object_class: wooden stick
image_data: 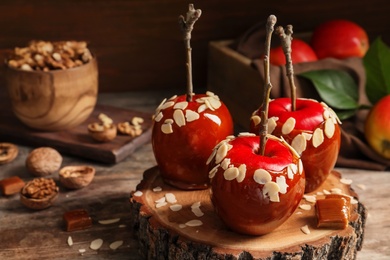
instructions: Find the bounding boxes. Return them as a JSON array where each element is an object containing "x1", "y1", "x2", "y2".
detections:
[
  {"x1": 259, "y1": 15, "x2": 277, "y2": 155},
  {"x1": 178, "y1": 4, "x2": 202, "y2": 102}
]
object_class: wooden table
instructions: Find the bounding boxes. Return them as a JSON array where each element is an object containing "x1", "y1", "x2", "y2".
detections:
[{"x1": 0, "y1": 91, "x2": 389, "y2": 259}]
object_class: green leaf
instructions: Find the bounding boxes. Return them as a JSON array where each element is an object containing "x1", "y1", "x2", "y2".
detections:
[
  {"x1": 335, "y1": 109, "x2": 358, "y2": 121},
  {"x1": 363, "y1": 37, "x2": 390, "y2": 104},
  {"x1": 298, "y1": 69, "x2": 359, "y2": 110}
]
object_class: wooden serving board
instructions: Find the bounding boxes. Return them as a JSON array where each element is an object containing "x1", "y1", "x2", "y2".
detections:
[
  {"x1": 130, "y1": 167, "x2": 367, "y2": 259},
  {"x1": 0, "y1": 103, "x2": 152, "y2": 164}
]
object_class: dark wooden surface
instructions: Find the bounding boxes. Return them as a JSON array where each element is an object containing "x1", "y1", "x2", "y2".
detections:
[
  {"x1": 0, "y1": 91, "x2": 389, "y2": 259},
  {"x1": 0, "y1": 0, "x2": 388, "y2": 93}
]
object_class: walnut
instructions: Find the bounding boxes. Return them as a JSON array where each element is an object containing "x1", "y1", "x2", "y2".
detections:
[
  {"x1": 20, "y1": 178, "x2": 59, "y2": 210},
  {"x1": 88, "y1": 113, "x2": 117, "y2": 142},
  {"x1": 59, "y1": 165, "x2": 96, "y2": 189},
  {"x1": 26, "y1": 147, "x2": 63, "y2": 176},
  {"x1": 117, "y1": 116, "x2": 144, "y2": 137},
  {"x1": 0, "y1": 143, "x2": 18, "y2": 164}
]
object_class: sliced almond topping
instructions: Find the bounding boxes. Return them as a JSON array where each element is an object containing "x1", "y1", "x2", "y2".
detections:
[
  {"x1": 98, "y1": 218, "x2": 120, "y2": 225},
  {"x1": 236, "y1": 164, "x2": 247, "y2": 183},
  {"x1": 324, "y1": 118, "x2": 335, "y2": 138},
  {"x1": 185, "y1": 219, "x2": 203, "y2": 227},
  {"x1": 251, "y1": 115, "x2": 261, "y2": 126},
  {"x1": 155, "y1": 197, "x2": 166, "y2": 204},
  {"x1": 209, "y1": 98, "x2": 222, "y2": 109},
  {"x1": 312, "y1": 128, "x2": 324, "y2": 148},
  {"x1": 204, "y1": 113, "x2": 221, "y2": 125},
  {"x1": 253, "y1": 169, "x2": 272, "y2": 184},
  {"x1": 198, "y1": 104, "x2": 207, "y2": 113},
  {"x1": 238, "y1": 132, "x2": 256, "y2": 137},
  {"x1": 90, "y1": 238, "x2": 104, "y2": 250},
  {"x1": 282, "y1": 117, "x2": 296, "y2": 135},
  {"x1": 160, "y1": 101, "x2": 175, "y2": 110},
  {"x1": 79, "y1": 249, "x2": 86, "y2": 253},
  {"x1": 299, "y1": 204, "x2": 312, "y2": 211},
  {"x1": 268, "y1": 116, "x2": 278, "y2": 134},
  {"x1": 323, "y1": 108, "x2": 330, "y2": 119},
  {"x1": 185, "y1": 110, "x2": 200, "y2": 122},
  {"x1": 155, "y1": 201, "x2": 167, "y2": 208},
  {"x1": 191, "y1": 201, "x2": 201, "y2": 209},
  {"x1": 206, "y1": 148, "x2": 217, "y2": 165},
  {"x1": 206, "y1": 91, "x2": 215, "y2": 96},
  {"x1": 208, "y1": 164, "x2": 219, "y2": 179},
  {"x1": 303, "y1": 194, "x2": 317, "y2": 203},
  {"x1": 165, "y1": 193, "x2": 177, "y2": 204},
  {"x1": 153, "y1": 186, "x2": 162, "y2": 192},
  {"x1": 291, "y1": 134, "x2": 307, "y2": 155},
  {"x1": 302, "y1": 132, "x2": 313, "y2": 141},
  {"x1": 340, "y1": 178, "x2": 353, "y2": 185},
  {"x1": 173, "y1": 109, "x2": 186, "y2": 127},
  {"x1": 204, "y1": 99, "x2": 215, "y2": 111},
  {"x1": 215, "y1": 143, "x2": 229, "y2": 164},
  {"x1": 168, "y1": 95, "x2": 178, "y2": 100},
  {"x1": 109, "y1": 240, "x2": 124, "y2": 250},
  {"x1": 331, "y1": 188, "x2": 342, "y2": 194},
  {"x1": 67, "y1": 236, "x2": 73, "y2": 246},
  {"x1": 154, "y1": 111, "x2": 163, "y2": 122},
  {"x1": 224, "y1": 167, "x2": 239, "y2": 181},
  {"x1": 170, "y1": 204, "x2": 183, "y2": 211},
  {"x1": 164, "y1": 118, "x2": 174, "y2": 124},
  {"x1": 192, "y1": 207, "x2": 204, "y2": 217},
  {"x1": 221, "y1": 158, "x2": 231, "y2": 170},
  {"x1": 155, "y1": 98, "x2": 167, "y2": 112},
  {"x1": 276, "y1": 176, "x2": 288, "y2": 194},
  {"x1": 263, "y1": 181, "x2": 280, "y2": 202},
  {"x1": 133, "y1": 191, "x2": 143, "y2": 197},
  {"x1": 300, "y1": 225, "x2": 311, "y2": 235},
  {"x1": 161, "y1": 123, "x2": 173, "y2": 134},
  {"x1": 298, "y1": 159, "x2": 303, "y2": 175},
  {"x1": 173, "y1": 101, "x2": 188, "y2": 110},
  {"x1": 323, "y1": 189, "x2": 331, "y2": 195}
]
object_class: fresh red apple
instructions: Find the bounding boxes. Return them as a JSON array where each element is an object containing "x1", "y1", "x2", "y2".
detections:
[
  {"x1": 207, "y1": 134, "x2": 305, "y2": 235},
  {"x1": 365, "y1": 95, "x2": 390, "y2": 159},
  {"x1": 311, "y1": 19, "x2": 369, "y2": 59},
  {"x1": 152, "y1": 91, "x2": 233, "y2": 190},
  {"x1": 269, "y1": 38, "x2": 318, "y2": 66},
  {"x1": 250, "y1": 98, "x2": 341, "y2": 193}
]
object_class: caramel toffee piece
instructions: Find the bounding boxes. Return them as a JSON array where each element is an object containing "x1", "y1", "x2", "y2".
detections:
[
  {"x1": 316, "y1": 196, "x2": 350, "y2": 229},
  {"x1": 63, "y1": 209, "x2": 92, "y2": 231},
  {"x1": 0, "y1": 176, "x2": 25, "y2": 196}
]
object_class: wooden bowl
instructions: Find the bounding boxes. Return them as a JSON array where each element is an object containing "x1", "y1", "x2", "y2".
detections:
[{"x1": 5, "y1": 57, "x2": 98, "y2": 131}]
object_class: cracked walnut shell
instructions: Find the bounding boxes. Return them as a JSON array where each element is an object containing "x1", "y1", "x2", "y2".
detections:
[
  {"x1": 0, "y1": 143, "x2": 18, "y2": 164},
  {"x1": 59, "y1": 165, "x2": 96, "y2": 189},
  {"x1": 20, "y1": 178, "x2": 59, "y2": 210},
  {"x1": 26, "y1": 147, "x2": 63, "y2": 176}
]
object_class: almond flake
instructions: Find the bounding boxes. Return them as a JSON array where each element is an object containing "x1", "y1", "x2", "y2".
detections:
[
  {"x1": 303, "y1": 195, "x2": 317, "y2": 203},
  {"x1": 340, "y1": 178, "x2": 353, "y2": 185},
  {"x1": 204, "y1": 113, "x2": 222, "y2": 125},
  {"x1": 291, "y1": 134, "x2": 307, "y2": 155},
  {"x1": 179, "y1": 224, "x2": 187, "y2": 228},
  {"x1": 356, "y1": 184, "x2": 366, "y2": 190},
  {"x1": 221, "y1": 158, "x2": 231, "y2": 170},
  {"x1": 185, "y1": 219, "x2": 203, "y2": 227},
  {"x1": 268, "y1": 117, "x2": 278, "y2": 134},
  {"x1": 299, "y1": 204, "x2": 312, "y2": 211},
  {"x1": 98, "y1": 218, "x2": 120, "y2": 225},
  {"x1": 254, "y1": 169, "x2": 272, "y2": 184},
  {"x1": 238, "y1": 132, "x2": 256, "y2": 137},
  {"x1": 168, "y1": 95, "x2": 178, "y2": 100},
  {"x1": 302, "y1": 132, "x2": 313, "y2": 141},
  {"x1": 324, "y1": 118, "x2": 335, "y2": 138},
  {"x1": 155, "y1": 201, "x2": 167, "y2": 208},
  {"x1": 173, "y1": 109, "x2": 186, "y2": 127},
  {"x1": 198, "y1": 104, "x2": 207, "y2": 113},
  {"x1": 276, "y1": 176, "x2": 288, "y2": 194},
  {"x1": 208, "y1": 164, "x2": 219, "y2": 178},
  {"x1": 160, "y1": 101, "x2": 175, "y2": 110},
  {"x1": 155, "y1": 197, "x2": 166, "y2": 204},
  {"x1": 109, "y1": 240, "x2": 123, "y2": 250},
  {"x1": 153, "y1": 186, "x2": 163, "y2": 192},
  {"x1": 300, "y1": 225, "x2": 311, "y2": 235},
  {"x1": 263, "y1": 181, "x2": 280, "y2": 202},
  {"x1": 165, "y1": 193, "x2": 177, "y2": 204},
  {"x1": 351, "y1": 198, "x2": 358, "y2": 205},
  {"x1": 224, "y1": 167, "x2": 239, "y2": 181},
  {"x1": 133, "y1": 191, "x2": 143, "y2": 197},
  {"x1": 192, "y1": 207, "x2": 204, "y2": 217},
  {"x1": 209, "y1": 97, "x2": 222, "y2": 109},
  {"x1": 323, "y1": 108, "x2": 330, "y2": 119},
  {"x1": 90, "y1": 238, "x2": 103, "y2": 250},
  {"x1": 67, "y1": 236, "x2": 73, "y2": 246},
  {"x1": 154, "y1": 111, "x2": 163, "y2": 122},
  {"x1": 330, "y1": 188, "x2": 342, "y2": 194},
  {"x1": 215, "y1": 143, "x2": 229, "y2": 164},
  {"x1": 79, "y1": 249, "x2": 86, "y2": 253},
  {"x1": 206, "y1": 91, "x2": 215, "y2": 96},
  {"x1": 236, "y1": 164, "x2": 247, "y2": 183},
  {"x1": 170, "y1": 204, "x2": 183, "y2": 211},
  {"x1": 298, "y1": 159, "x2": 303, "y2": 175},
  {"x1": 161, "y1": 123, "x2": 173, "y2": 134},
  {"x1": 191, "y1": 201, "x2": 201, "y2": 208},
  {"x1": 204, "y1": 99, "x2": 215, "y2": 111},
  {"x1": 312, "y1": 128, "x2": 324, "y2": 148},
  {"x1": 323, "y1": 189, "x2": 331, "y2": 195},
  {"x1": 282, "y1": 117, "x2": 296, "y2": 135},
  {"x1": 185, "y1": 110, "x2": 200, "y2": 122},
  {"x1": 251, "y1": 115, "x2": 261, "y2": 126},
  {"x1": 206, "y1": 147, "x2": 217, "y2": 165},
  {"x1": 173, "y1": 101, "x2": 188, "y2": 110},
  {"x1": 155, "y1": 98, "x2": 167, "y2": 112}
]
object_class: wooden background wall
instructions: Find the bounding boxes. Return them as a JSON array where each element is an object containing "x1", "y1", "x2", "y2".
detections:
[{"x1": 0, "y1": 0, "x2": 389, "y2": 93}]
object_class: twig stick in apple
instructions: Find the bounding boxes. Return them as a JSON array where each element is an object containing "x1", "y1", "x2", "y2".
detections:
[
  {"x1": 259, "y1": 15, "x2": 277, "y2": 155},
  {"x1": 178, "y1": 4, "x2": 202, "y2": 102},
  {"x1": 276, "y1": 25, "x2": 296, "y2": 111}
]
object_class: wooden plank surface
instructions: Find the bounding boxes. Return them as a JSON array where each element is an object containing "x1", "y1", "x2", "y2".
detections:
[{"x1": 0, "y1": 91, "x2": 389, "y2": 259}]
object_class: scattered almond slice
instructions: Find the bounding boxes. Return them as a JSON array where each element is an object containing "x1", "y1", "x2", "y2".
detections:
[
  {"x1": 98, "y1": 218, "x2": 120, "y2": 225},
  {"x1": 340, "y1": 178, "x2": 353, "y2": 185},
  {"x1": 300, "y1": 225, "x2": 311, "y2": 235},
  {"x1": 90, "y1": 238, "x2": 103, "y2": 250},
  {"x1": 153, "y1": 186, "x2": 162, "y2": 192},
  {"x1": 109, "y1": 240, "x2": 124, "y2": 250},
  {"x1": 165, "y1": 193, "x2": 177, "y2": 204},
  {"x1": 79, "y1": 249, "x2": 86, "y2": 254},
  {"x1": 133, "y1": 191, "x2": 143, "y2": 197},
  {"x1": 299, "y1": 204, "x2": 312, "y2": 211},
  {"x1": 155, "y1": 202, "x2": 167, "y2": 208},
  {"x1": 191, "y1": 201, "x2": 201, "y2": 208},
  {"x1": 170, "y1": 204, "x2": 183, "y2": 211},
  {"x1": 185, "y1": 219, "x2": 203, "y2": 227},
  {"x1": 192, "y1": 207, "x2": 204, "y2": 217},
  {"x1": 303, "y1": 195, "x2": 317, "y2": 204},
  {"x1": 67, "y1": 236, "x2": 73, "y2": 246}
]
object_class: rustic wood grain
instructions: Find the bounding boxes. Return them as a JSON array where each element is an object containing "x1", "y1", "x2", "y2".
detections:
[
  {"x1": 0, "y1": 91, "x2": 389, "y2": 259},
  {"x1": 0, "y1": 0, "x2": 388, "y2": 93}
]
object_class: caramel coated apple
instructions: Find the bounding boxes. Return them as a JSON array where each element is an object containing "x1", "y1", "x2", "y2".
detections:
[{"x1": 152, "y1": 91, "x2": 233, "y2": 190}]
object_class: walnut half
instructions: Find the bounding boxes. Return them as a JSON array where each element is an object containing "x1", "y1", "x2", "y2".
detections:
[
  {"x1": 20, "y1": 178, "x2": 59, "y2": 210},
  {"x1": 0, "y1": 143, "x2": 18, "y2": 165}
]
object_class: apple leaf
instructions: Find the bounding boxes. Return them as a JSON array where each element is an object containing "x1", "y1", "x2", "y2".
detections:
[
  {"x1": 363, "y1": 37, "x2": 390, "y2": 104},
  {"x1": 298, "y1": 69, "x2": 359, "y2": 111}
]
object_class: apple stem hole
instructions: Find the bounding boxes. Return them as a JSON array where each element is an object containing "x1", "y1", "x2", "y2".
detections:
[{"x1": 178, "y1": 4, "x2": 202, "y2": 102}]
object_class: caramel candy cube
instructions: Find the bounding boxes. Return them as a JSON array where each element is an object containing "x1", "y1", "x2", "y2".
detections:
[
  {"x1": 63, "y1": 209, "x2": 93, "y2": 231},
  {"x1": 0, "y1": 176, "x2": 25, "y2": 196},
  {"x1": 316, "y1": 195, "x2": 350, "y2": 229}
]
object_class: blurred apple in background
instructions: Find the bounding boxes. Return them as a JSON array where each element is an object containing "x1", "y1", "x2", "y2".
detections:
[
  {"x1": 364, "y1": 95, "x2": 390, "y2": 159},
  {"x1": 269, "y1": 38, "x2": 318, "y2": 66},
  {"x1": 311, "y1": 19, "x2": 369, "y2": 59}
]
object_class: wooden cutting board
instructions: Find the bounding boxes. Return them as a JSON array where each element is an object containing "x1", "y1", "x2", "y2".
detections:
[{"x1": 0, "y1": 103, "x2": 153, "y2": 164}]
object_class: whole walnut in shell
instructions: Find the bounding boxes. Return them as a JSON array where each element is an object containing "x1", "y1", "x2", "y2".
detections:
[{"x1": 26, "y1": 147, "x2": 63, "y2": 176}]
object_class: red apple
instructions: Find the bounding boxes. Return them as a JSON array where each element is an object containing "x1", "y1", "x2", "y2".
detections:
[
  {"x1": 250, "y1": 98, "x2": 341, "y2": 193},
  {"x1": 365, "y1": 95, "x2": 390, "y2": 159},
  {"x1": 269, "y1": 39, "x2": 318, "y2": 66},
  {"x1": 152, "y1": 91, "x2": 234, "y2": 190},
  {"x1": 207, "y1": 134, "x2": 305, "y2": 235},
  {"x1": 311, "y1": 19, "x2": 369, "y2": 59}
]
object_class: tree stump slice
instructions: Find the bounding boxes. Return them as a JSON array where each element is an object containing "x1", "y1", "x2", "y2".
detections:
[{"x1": 130, "y1": 167, "x2": 367, "y2": 259}]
